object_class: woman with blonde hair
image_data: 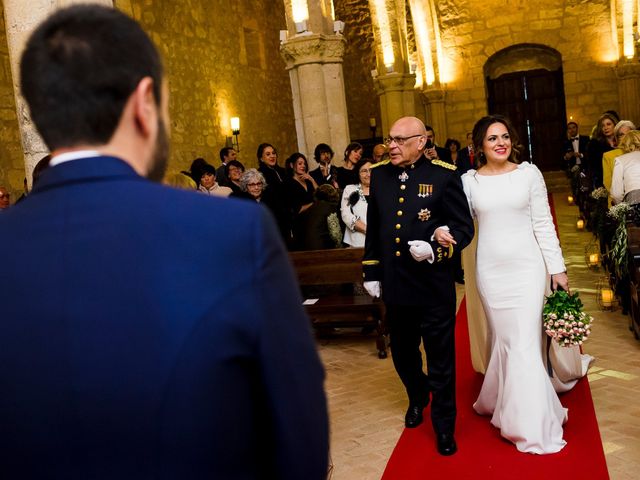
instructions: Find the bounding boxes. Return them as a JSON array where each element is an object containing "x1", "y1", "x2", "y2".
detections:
[
  {"x1": 610, "y1": 130, "x2": 640, "y2": 205},
  {"x1": 602, "y1": 120, "x2": 636, "y2": 192}
]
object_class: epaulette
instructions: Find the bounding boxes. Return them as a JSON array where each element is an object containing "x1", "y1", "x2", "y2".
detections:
[
  {"x1": 370, "y1": 159, "x2": 391, "y2": 169},
  {"x1": 432, "y1": 159, "x2": 457, "y2": 171}
]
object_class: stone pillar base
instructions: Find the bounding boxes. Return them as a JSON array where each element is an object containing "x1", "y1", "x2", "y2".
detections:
[{"x1": 374, "y1": 72, "x2": 416, "y2": 135}]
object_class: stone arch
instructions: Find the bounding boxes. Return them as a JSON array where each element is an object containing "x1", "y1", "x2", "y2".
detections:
[{"x1": 484, "y1": 43, "x2": 562, "y2": 80}]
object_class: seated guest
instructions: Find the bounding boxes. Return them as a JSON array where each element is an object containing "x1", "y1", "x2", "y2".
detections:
[
  {"x1": 310, "y1": 143, "x2": 338, "y2": 187},
  {"x1": 233, "y1": 168, "x2": 267, "y2": 202},
  {"x1": 198, "y1": 163, "x2": 232, "y2": 197},
  {"x1": 335, "y1": 142, "x2": 363, "y2": 189},
  {"x1": 224, "y1": 159, "x2": 245, "y2": 195},
  {"x1": 164, "y1": 172, "x2": 197, "y2": 190},
  {"x1": 183, "y1": 157, "x2": 208, "y2": 185},
  {"x1": 610, "y1": 130, "x2": 640, "y2": 205},
  {"x1": 293, "y1": 184, "x2": 342, "y2": 250},
  {"x1": 340, "y1": 159, "x2": 371, "y2": 247},
  {"x1": 603, "y1": 120, "x2": 636, "y2": 192},
  {"x1": 0, "y1": 185, "x2": 10, "y2": 211}
]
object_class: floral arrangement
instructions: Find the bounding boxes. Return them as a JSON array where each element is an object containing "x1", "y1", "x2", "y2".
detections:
[
  {"x1": 543, "y1": 290, "x2": 594, "y2": 347},
  {"x1": 608, "y1": 202, "x2": 632, "y2": 278},
  {"x1": 590, "y1": 187, "x2": 608, "y2": 199},
  {"x1": 570, "y1": 165, "x2": 580, "y2": 173}
]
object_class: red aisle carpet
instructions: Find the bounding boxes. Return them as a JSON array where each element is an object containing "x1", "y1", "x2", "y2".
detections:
[
  {"x1": 382, "y1": 193, "x2": 609, "y2": 479},
  {"x1": 381, "y1": 299, "x2": 609, "y2": 479}
]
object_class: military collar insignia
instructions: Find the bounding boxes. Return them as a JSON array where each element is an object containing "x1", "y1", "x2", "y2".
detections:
[
  {"x1": 418, "y1": 184, "x2": 433, "y2": 198},
  {"x1": 418, "y1": 208, "x2": 431, "y2": 221}
]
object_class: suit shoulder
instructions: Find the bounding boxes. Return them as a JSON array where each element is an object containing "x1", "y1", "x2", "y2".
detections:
[{"x1": 432, "y1": 159, "x2": 457, "y2": 171}]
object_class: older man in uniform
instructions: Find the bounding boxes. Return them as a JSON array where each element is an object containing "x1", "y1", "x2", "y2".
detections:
[{"x1": 363, "y1": 116, "x2": 473, "y2": 456}]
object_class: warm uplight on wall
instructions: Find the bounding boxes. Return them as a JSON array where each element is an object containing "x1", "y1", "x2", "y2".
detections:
[
  {"x1": 292, "y1": 0, "x2": 309, "y2": 33},
  {"x1": 370, "y1": 0, "x2": 395, "y2": 72},
  {"x1": 623, "y1": 0, "x2": 635, "y2": 58},
  {"x1": 230, "y1": 117, "x2": 240, "y2": 152},
  {"x1": 409, "y1": 0, "x2": 435, "y2": 86},
  {"x1": 330, "y1": 0, "x2": 336, "y2": 20}
]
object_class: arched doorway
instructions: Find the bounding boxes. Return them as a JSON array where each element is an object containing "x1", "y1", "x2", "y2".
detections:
[{"x1": 485, "y1": 44, "x2": 567, "y2": 171}]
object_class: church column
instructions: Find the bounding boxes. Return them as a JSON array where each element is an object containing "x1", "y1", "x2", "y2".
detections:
[
  {"x1": 368, "y1": 0, "x2": 415, "y2": 134},
  {"x1": 616, "y1": 63, "x2": 640, "y2": 124},
  {"x1": 421, "y1": 86, "x2": 447, "y2": 139},
  {"x1": 280, "y1": 0, "x2": 350, "y2": 164},
  {"x1": 2, "y1": 0, "x2": 113, "y2": 185}
]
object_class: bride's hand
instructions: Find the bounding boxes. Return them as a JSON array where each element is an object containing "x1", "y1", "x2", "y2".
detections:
[
  {"x1": 434, "y1": 227, "x2": 457, "y2": 247},
  {"x1": 551, "y1": 272, "x2": 569, "y2": 292}
]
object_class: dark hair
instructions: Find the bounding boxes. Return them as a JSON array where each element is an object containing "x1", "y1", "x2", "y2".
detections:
[
  {"x1": 285, "y1": 152, "x2": 308, "y2": 175},
  {"x1": 314, "y1": 184, "x2": 339, "y2": 204},
  {"x1": 200, "y1": 163, "x2": 216, "y2": 177},
  {"x1": 354, "y1": 158, "x2": 372, "y2": 174},
  {"x1": 343, "y1": 142, "x2": 363, "y2": 163},
  {"x1": 314, "y1": 143, "x2": 334, "y2": 161},
  {"x1": 567, "y1": 121, "x2": 578, "y2": 128},
  {"x1": 219, "y1": 147, "x2": 235, "y2": 162},
  {"x1": 225, "y1": 159, "x2": 245, "y2": 178},
  {"x1": 472, "y1": 114, "x2": 522, "y2": 167},
  {"x1": 604, "y1": 110, "x2": 620, "y2": 123},
  {"x1": 187, "y1": 157, "x2": 209, "y2": 183},
  {"x1": 257, "y1": 143, "x2": 276, "y2": 162},
  {"x1": 32, "y1": 154, "x2": 52, "y2": 187},
  {"x1": 20, "y1": 5, "x2": 163, "y2": 150},
  {"x1": 424, "y1": 125, "x2": 435, "y2": 134},
  {"x1": 444, "y1": 138, "x2": 461, "y2": 151}
]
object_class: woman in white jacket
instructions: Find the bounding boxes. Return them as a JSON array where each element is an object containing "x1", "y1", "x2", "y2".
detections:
[{"x1": 340, "y1": 160, "x2": 372, "y2": 247}]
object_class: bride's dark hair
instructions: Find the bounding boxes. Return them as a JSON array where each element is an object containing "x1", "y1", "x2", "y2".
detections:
[{"x1": 472, "y1": 114, "x2": 523, "y2": 167}]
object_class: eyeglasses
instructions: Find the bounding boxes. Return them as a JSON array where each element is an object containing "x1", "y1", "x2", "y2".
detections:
[
  {"x1": 247, "y1": 182, "x2": 263, "y2": 188},
  {"x1": 384, "y1": 134, "x2": 424, "y2": 146}
]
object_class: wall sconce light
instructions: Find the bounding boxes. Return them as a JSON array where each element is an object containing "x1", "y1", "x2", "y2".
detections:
[
  {"x1": 279, "y1": 30, "x2": 289, "y2": 43},
  {"x1": 333, "y1": 20, "x2": 345, "y2": 35},
  {"x1": 369, "y1": 117, "x2": 377, "y2": 138},
  {"x1": 295, "y1": 20, "x2": 308, "y2": 34},
  {"x1": 230, "y1": 117, "x2": 240, "y2": 152}
]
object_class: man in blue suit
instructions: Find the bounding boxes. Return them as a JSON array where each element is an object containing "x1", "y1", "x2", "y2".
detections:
[{"x1": 0, "y1": 5, "x2": 328, "y2": 479}]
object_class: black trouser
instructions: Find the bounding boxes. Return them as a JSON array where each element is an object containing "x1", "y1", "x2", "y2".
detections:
[{"x1": 386, "y1": 303, "x2": 456, "y2": 435}]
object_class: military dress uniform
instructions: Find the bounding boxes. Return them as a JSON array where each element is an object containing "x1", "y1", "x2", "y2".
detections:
[{"x1": 363, "y1": 155, "x2": 474, "y2": 435}]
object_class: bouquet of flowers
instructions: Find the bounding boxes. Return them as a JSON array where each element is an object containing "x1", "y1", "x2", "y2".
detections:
[
  {"x1": 590, "y1": 186, "x2": 608, "y2": 200},
  {"x1": 542, "y1": 290, "x2": 594, "y2": 347}
]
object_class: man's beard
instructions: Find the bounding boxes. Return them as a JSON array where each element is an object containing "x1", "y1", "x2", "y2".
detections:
[{"x1": 146, "y1": 117, "x2": 169, "y2": 182}]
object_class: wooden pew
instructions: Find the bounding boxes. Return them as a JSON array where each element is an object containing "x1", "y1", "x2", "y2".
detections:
[
  {"x1": 289, "y1": 248, "x2": 388, "y2": 358},
  {"x1": 627, "y1": 226, "x2": 640, "y2": 339}
]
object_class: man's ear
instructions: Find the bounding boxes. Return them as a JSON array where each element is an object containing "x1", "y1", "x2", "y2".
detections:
[{"x1": 132, "y1": 77, "x2": 157, "y2": 137}]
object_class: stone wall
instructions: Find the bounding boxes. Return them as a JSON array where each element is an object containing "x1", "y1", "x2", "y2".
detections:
[
  {"x1": 116, "y1": 0, "x2": 297, "y2": 172},
  {"x1": 435, "y1": 0, "x2": 620, "y2": 142},
  {"x1": 0, "y1": 7, "x2": 26, "y2": 198},
  {"x1": 335, "y1": 0, "x2": 381, "y2": 144}
]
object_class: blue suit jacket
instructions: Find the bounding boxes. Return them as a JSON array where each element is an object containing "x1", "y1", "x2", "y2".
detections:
[{"x1": 0, "y1": 156, "x2": 328, "y2": 479}]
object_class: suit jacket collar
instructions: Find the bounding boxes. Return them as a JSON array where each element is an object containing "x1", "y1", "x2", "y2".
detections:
[{"x1": 32, "y1": 155, "x2": 144, "y2": 194}]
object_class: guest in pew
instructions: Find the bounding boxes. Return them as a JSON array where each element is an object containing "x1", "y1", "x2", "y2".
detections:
[
  {"x1": 224, "y1": 159, "x2": 245, "y2": 195},
  {"x1": 0, "y1": 5, "x2": 329, "y2": 479},
  {"x1": 232, "y1": 168, "x2": 267, "y2": 203},
  {"x1": 340, "y1": 159, "x2": 371, "y2": 247},
  {"x1": 309, "y1": 143, "x2": 338, "y2": 187},
  {"x1": 586, "y1": 112, "x2": 618, "y2": 188},
  {"x1": 293, "y1": 184, "x2": 342, "y2": 250},
  {"x1": 459, "y1": 114, "x2": 592, "y2": 454},
  {"x1": 198, "y1": 163, "x2": 232, "y2": 197},
  {"x1": 603, "y1": 120, "x2": 636, "y2": 193},
  {"x1": 258, "y1": 143, "x2": 292, "y2": 245},
  {"x1": 164, "y1": 171, "x2": 197, "y2": 190},
  {"x1": 335, "y1": 142, "x2": 363, "y2": 189},
  {"x1": 610, "y1": 130, "x2": 640, "y2": 205}
]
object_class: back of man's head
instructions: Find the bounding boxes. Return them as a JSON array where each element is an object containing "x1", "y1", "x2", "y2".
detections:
[{"x1": 20, "y1": 5, "x2": 163, "y2": 151}]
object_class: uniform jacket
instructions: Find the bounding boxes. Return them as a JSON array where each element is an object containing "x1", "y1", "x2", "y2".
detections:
[
  {"x1": 0, "y1": 156, "x2": 328, "y2": 479},
  {"x1": 363, "y1": 156, "x2": 474, "y2": 306}
]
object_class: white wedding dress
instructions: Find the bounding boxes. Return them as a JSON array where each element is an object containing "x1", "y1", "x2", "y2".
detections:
[{"x1": 461, "y1": 162, "x2": 592, "y2": 454}]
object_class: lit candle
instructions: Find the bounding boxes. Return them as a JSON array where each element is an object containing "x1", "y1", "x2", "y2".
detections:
[
  {"x1": 576, "y1": 219, "x2": 585, "y2": 230},
  {"x1": 601, "y1": 288, "x2": 614, "y2": 307},
  {"x1": 589, "y1": 253, "x2": 599, "y2": 266},
  {"x1": 567, "y1": 195, "x2": 574, "y2": 205},
  {"x1": 369, "y1": 117, "x2": 377, "y2": 128}
]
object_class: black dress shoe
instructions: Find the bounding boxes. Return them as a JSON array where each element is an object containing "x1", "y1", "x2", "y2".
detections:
[
  {"x1": 436, "y1": 433, "x2": 457, "y2": 456},
  {"x1": 404, "y1": 404, "x2": 424, "y2": 428}
]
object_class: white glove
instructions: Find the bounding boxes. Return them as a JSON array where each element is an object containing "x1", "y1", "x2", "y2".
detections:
[
  {"x1": 408, "y1": 240, "x2": 434, "y2": 263},
  {"x1": 364, "y1": 281, "x2": 381, "y2": 298}
]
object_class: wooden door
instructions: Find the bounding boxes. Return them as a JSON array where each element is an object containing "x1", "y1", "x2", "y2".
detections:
[{"x1": 487, "y1": 68, "x2": 567, "y2": 171}]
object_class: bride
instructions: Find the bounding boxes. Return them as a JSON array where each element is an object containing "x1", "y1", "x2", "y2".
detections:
[{"x1": 438, "y1": 114, "x2": 592, "y2": 454}]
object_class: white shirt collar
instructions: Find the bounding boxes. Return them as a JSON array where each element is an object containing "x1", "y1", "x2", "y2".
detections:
[{"x1": 49, "y1": 150, "x2": 101, "y2": 167}]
